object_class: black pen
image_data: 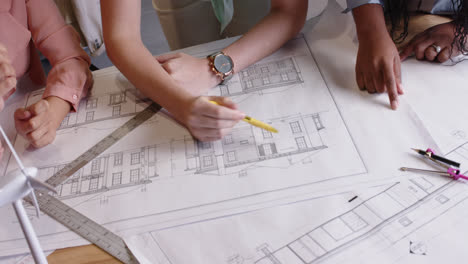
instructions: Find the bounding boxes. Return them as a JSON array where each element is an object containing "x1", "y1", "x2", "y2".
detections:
[{"x1": 412, "y1": 148, "x2": 460, "y2": 168}]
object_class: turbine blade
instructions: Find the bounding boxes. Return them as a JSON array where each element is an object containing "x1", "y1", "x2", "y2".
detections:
[{"x1": 27, "y1": 176, "x2": 57, "y2": 194}]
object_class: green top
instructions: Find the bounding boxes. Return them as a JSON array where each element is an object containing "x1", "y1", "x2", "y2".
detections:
[{"x1": 210, "y1": 0, "x2": 234, "y2": 33}]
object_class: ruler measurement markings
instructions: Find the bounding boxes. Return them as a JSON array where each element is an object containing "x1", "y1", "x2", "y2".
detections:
[
  {"x1": 46, "y1": 103, "x2": 161, "y2": 188},
  {"x1": 30, "y1": 192, "x2": 139, "y2": 264},
  {"x1": 22, "y1": 102, "x2": 162, "y2": 263}
]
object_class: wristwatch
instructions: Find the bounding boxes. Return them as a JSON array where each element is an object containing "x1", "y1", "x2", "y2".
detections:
[{"x1": 207, "y1": 51, "x2": 234, "y2": 85}]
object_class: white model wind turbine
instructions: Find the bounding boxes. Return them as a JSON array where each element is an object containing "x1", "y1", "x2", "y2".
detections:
[{"x1": 0, "y1": 125, "x2": 56, "y2": 264}]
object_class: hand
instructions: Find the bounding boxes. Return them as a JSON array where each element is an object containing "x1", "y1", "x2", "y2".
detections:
[
  {"x1": 182, "y1": 96, "x2": 245, "y2": 142},
  {"x1": 14, "y1": 97, "x2": 71, "y2": 148},
  {"x1": 356, "y1": 32, "x2": 403, "y2": 110},
  {"x1": 0, "y1": 43, "x2": 17, "y2": 111},
  {"x1": 155, "y1": 53, "x2": 221, "y2": 96},
  {"x1": 400, "y1": 22, "x2": 460, "y2": 63}
]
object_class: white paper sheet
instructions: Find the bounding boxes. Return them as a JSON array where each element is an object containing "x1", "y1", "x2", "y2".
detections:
[
  {"x1": 0, "y1": 34, "x2": 384, "y2": 255},
  {"x1": 0, "y1": 0, "x2": 443, "y2": 258},
  {"x1": 125, "y1": 1, "x2": 468, "y2": 263},
  {"x1": 401, "y1": 58, "x2": 468, "y2": 154},
  {"x1": 132, "y1": 170, "x2": 467, "y2": 264}
]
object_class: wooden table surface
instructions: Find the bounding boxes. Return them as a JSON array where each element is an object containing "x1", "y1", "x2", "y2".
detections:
[
  {"x1": 48, "y1": 245, "x2": 121, "y2": 264},
  {"x1": 47, "y1": 14, "x2": 451, "y2": 264}
]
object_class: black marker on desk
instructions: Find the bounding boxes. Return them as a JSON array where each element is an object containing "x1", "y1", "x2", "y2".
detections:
[{"x1": 348, "y1": 196, "x2": 358, "y2": 203}]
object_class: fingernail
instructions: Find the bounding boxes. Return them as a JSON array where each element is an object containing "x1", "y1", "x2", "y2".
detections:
[{"x1": 391, "y1": 100, "x2": 399, "y2": 110}]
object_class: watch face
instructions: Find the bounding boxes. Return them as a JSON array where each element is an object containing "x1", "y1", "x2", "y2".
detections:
[{"x1": 213, "y1": 54, "x2": 233, "y2": 74}]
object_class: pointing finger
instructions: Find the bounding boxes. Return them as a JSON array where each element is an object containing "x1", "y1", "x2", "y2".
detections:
[{"x1": 383, "y1": 61, "x2": 399, "y2": 110}]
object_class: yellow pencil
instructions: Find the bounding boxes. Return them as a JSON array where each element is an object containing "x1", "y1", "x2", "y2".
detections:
[{"x1": 209, "y1": 101, "x2": 278, "y2": 133}]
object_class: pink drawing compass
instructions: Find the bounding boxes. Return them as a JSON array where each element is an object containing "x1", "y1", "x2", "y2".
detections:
[{"x1": 400, "y1": 148, "x2": 468, "y2": 181}]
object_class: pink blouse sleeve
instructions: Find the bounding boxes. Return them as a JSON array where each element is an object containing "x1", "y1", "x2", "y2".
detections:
[{"x1": 26, "y1": 0, "x2": 92, "y2": 112}]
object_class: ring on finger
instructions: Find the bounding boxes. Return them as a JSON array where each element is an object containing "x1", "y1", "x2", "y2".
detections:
[{"x1": 431, "y1": 44, "x2": 442, "y2": 54}]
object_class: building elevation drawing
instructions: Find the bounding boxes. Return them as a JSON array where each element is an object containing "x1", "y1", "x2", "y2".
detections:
[
  {"x1": 190, "y1": 113, "x2": 326, "y2": 175},
  {"x1": 24, "y1": 86, "x2": 151, "y2": 131},
  {"x1": 38, "y1": 112, "x2": 326, "y2": 200},
  {"x1": 23, "y1": 55, "x2": 304, "y2": 132},
  {"x1": 215, "y1": 57, "x2": 304, "y2": 97}
]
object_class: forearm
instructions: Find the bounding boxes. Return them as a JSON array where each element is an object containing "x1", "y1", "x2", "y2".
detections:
[
  {"x1": 353, "y1": 4, "x2": 389, "y2": 41},
  {"x1": 223, "y1": 2, "x2": 307, "y2": 72},
  {"x1": 105, "y1": 38, "x2": 192, "y2": 120},
  {"x1": 101, "y1": 0, "x2": 196, "y2": 122},
  {"x1": 43, "y1": 58, "x2": 92, "y2": 111}
]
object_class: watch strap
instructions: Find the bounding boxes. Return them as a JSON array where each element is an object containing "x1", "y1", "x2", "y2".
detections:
[{"x1": 220, "y1": 72, "x2": 233, "y2": 85}]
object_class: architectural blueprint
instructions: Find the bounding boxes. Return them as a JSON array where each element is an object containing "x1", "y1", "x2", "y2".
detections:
[
  {"x1": 0, "y1": 15, "x2": 416, "y2": 256},
  {"x1": 1, "y1": 1, "x2": 460, "y2": 261},
  {"x1": 124, "y1": 1, "x2": 468, "y2": 263}
]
